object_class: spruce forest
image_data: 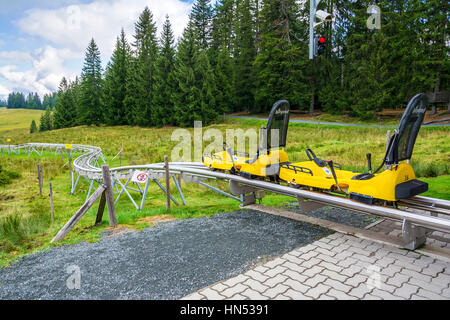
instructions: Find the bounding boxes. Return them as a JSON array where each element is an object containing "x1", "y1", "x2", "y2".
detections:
[{"x1": 30, "y1": 0, "x2": 449, "y2": 130}]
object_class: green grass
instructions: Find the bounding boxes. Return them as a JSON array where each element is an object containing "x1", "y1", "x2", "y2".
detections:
[
  {"x1": 0, "y1": 108, "x2": 44, "y2": 136},
  {"x1": 0, "y1": 108, "x2": 448, "y2": 267},
  {"x1": 421, "y1": 176, "x2": 450, "y2": 200}
]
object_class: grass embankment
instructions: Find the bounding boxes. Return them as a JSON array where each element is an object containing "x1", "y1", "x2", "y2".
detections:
[{"x1": 0, "y1": 108, "x2": 448, "y2": 267}]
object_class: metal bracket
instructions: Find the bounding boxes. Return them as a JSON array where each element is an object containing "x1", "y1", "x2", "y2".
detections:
[
  {"x1": 402, "y1": 219, "x2": 432, "y2": 250},
  {"x1": 240, "y1": 193, "x2": 256, "y2": 207},
  {"x1": 229, "y1": 180, "x2": 258, "y2": 196},
  {"x1": 182, "y1": 173, "x2": 207, "y2": 184},
  {"x1": 297, "y1": 196, "x2": 326, "y2": 213}
]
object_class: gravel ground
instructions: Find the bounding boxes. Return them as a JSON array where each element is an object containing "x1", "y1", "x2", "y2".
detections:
[
  {"x1": 0, "y1": 209, "x2": 333, "y2": 300},
  {"x1": 283, "y1": 203, "x2": 380, "y2": 229}
]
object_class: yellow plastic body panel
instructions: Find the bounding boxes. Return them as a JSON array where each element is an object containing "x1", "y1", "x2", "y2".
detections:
[
  {"x1": 279, "y1": 162, "x2": 417, "y2": 201},
  {"x1": 239, "y1": 150, "x2": 289, "y2": 177},
  {"x1": 203, "y1": 151, "x2": 250, "y2": 171}
]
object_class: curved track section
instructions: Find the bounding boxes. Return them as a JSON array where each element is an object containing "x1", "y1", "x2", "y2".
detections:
[{"x1": 1, "y1": 143, "x2": 450, "y2": 242}]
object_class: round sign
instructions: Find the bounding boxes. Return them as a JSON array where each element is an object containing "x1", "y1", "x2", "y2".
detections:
[{"x1": 136, "y1": 173, "x2": 148, "y2": 182}]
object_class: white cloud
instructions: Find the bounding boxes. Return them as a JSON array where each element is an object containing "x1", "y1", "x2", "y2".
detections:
[
  {"x1": 0, "y1": 84, "x2": 10, "y2": 100},
  {"x1": 1, "y1": 0, "x2": 192, "y2": 98},
  {"x1": 0, "y1": 46, "x2": 78, "y2": 97},
  {"x1": 18, "y1": 0, "x2": 192, "y2": 61}
]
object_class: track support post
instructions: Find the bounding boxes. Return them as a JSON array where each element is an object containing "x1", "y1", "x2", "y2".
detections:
[
  {"x1": 102, "y1": 165, "x2": 117, "y2": 227},
  {"x1": 402, "y1": 219, "x2": 431, "y2": 250}
]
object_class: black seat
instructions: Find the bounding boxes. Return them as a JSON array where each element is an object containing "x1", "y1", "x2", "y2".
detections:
[
  {"x1": 245, "y1": 100, "x2": 291, "y2": 165},
  {"x1": 361, "y1": 93, "x2": 429, "y2": 176}
]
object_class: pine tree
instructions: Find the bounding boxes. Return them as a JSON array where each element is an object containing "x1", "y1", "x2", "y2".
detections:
[
  {"x1": 79, "y1": 38, "x2": 104, "y2": 125},
  {"x1": 39, "y1": 107, "x2": 52, "y2": 132},
  {"x1": 125, "y1": 7, "x2": 159, "y2": 126},
  {"x1": 53, "y1": 77, "x2": 76, "y2": 129},
  {"x1": 196, "y1": 50, "x2": 217, "y2": 124},
  {"x1": 104, "y1": 29, "x2": 131, "y2": 125},
  {"x1": 173, "y1": 23, "x2": 200, "y2": 127},
  {"x1": 30, "y1": 120, "x2": 37, "y2": 134},
  {"x1": 233, "y1": 0, "x2": 256, "y2": 112},
  {"x1": 211, "y1": 0, "x2": 235, "y2": 54},
  {"x1": 253, "y1": 0, "x2": 307, "y2": 112},
  {"x1": 153, "y1": 16, "x2": 177, "y2": 127},
  {"x1": 214, "y1": 46, "x2": 234, "y2": 113},
  {"x1": 173, "y1": 22, "x2": 218, "y2": 127},
  {"x1": 190, "y1": 0, "x2": 213, "y2": 51}
]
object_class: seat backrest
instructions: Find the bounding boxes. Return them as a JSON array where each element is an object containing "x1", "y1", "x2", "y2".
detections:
[
  {"x1": 260, "y1": 100, "x2": 290, "y2": 151},
  {"x1": 385, "y1": 93, "x2": 428, "y2": 165}
]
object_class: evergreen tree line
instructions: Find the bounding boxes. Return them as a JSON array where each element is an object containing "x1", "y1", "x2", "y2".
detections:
[
  {"x1": 49, "y1": 0, "x2": 448, "y2": 132},
  {"x1": 6, "y1": 92, "x2": 57, "y2": 110}
]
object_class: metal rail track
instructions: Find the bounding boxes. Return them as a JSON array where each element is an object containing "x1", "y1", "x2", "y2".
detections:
[{"x1": 1, "y1": 142, "x2": 449, "y2": 249}]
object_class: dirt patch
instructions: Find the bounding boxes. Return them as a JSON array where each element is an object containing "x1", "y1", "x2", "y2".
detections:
[
  {"x1": 104, "y1": 226, "x2": 134, "y2": 238},
  {"x1": 138, "y1": 214, "x2": 176, "y2": 224}
]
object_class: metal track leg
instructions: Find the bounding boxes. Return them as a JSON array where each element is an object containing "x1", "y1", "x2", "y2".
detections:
[
  {"x1": 115, "y1": 178, "x2": 139, "y2": 210},
  {"x1": 139, "y1": 176, "x2": 151, "y2": 210},
  {"x1": 114, "y1": 177, "x2": 132, "y2": 203},
  {"x1": 198, "y1": 181, "x2": 241, "y2": 202},
  {"x1": 71, "y1": 172, "x2": 81, "y2": 195},
  {"x1": 173, "y1": 175, "x2": 186, "y2": 205},
  {"x1": 153, "y1": 179, "x2": 179, "y2": 206},
  {"x1": 86, "y1": 179, "x2": 95, "y2": 202}
]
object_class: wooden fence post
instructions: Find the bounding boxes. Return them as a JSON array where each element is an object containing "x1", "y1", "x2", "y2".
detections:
[
  {"x1": 164, "y1": 156, "x2": 170, "y2": 212},
  {"x1": 37, "y1": 164, "x2": 43, "y2": 196},
  {"x1": 95, "y1": 191, "x2": 107, "y2": 226},
  {"x1": 102, "y1": 165, "x2": 117, "y2": 227},
  {"x1": 49, "y1": 182, "x2": 54, "y2": 221},
  {"x1": 50, "y1": 185, "x2": 106, "y2": 243}
]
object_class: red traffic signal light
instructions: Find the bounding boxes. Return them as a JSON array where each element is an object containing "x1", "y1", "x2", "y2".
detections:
[{"x1": 315, "y1": 34, "x2": 326, "y2": 56}]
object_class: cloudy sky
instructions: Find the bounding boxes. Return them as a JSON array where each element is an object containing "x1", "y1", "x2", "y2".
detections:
[{"x1": 0, "y1": 0, "x2": 194, "y2": 100}]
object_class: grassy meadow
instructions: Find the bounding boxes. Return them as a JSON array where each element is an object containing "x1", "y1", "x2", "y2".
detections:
[{"x1": 0, "y1": 108, "x2": 448, "y2": 266}]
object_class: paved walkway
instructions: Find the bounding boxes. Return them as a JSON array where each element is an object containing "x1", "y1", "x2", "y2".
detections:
[{"x1": 182, "y1": 233, "x2": 450, "y2": 300}]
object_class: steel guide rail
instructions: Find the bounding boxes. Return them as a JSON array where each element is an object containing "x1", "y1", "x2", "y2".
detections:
[{"x1": 2, "y1": 143, "x2": 450, "y2": 249}]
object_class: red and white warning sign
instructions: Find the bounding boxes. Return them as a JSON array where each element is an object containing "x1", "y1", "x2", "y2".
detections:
[{"x1": 131, "y1": 171, "x2": 149, "y2": 184}]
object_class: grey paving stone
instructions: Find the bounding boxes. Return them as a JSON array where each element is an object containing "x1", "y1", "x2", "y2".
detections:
[
  {"x1": 393, "y1": 283, "x2": 420, "y2": 299},
  {"x1": 220, "y1": 283, "x2": 248, "y2": 298},
  {"x1": 241, "y1": 288, "x2": 269, "y2": 300},
  {"x1": 283, "y1": 289, "x2": 311, "y2": 300},
  {"x1": 200, "y1": 288, "x2": 226, "y2": 300},
  {"x1": 303, "y1": 266, "x2": 325, "y2": 278},
  {"x1": 416, "y1": 288, "x2": 446, "y2": 300},
  {"x1": 304, "y1": 274, "x2": 328, "y2": 288},
  {"x1": 327, "y1": 288, "x2": 357, "y2": 300},
  {"x1": 348, "y1": 284, "x2": 373, "y2": 299},
  {"x1": 324, "y1": 278, "x2": 352, "y2": 293},
  {"x1": 283, "y1": 269, "x2": 308, "y2": 283},
  {"x1": 304, "y1": 283, "x2": 331, "y2": 299},
  {"x1": 222, "y1": 274, "x2": 249, "y2": 287},
  {"x1": 264, "y1": 274, "x2": 288, "y2": 287},
  {"x1": 263, "y1": 284, "x2": 290, "y2": 299},
  {"x1": 244, "y1": 270, "x2": 269, "y2": 282},
  {"x1": 321, "y1": 269, "x2": 348, "y2": 282},
  {"x1": 264, "y1": 266, "x2": 287, "y2": 278},
  {"x1": 386, "y1": 273, "x2": 411, "y2": 288},
  {"x1": 345, "y1": 274, "x2": 368, "y2": 288},
  {"x1": 283, "y1": 278, "x2": 311, "y2": 294},
  {"x1": 242, "y1": 278, "x2": 269, "y2": 293},
  {"x1": 318, "y1": 260, "x2": 343, "y2": 273},
  {"x1": 264, "y1": 257, "x2": 286, "y2": 269}
]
